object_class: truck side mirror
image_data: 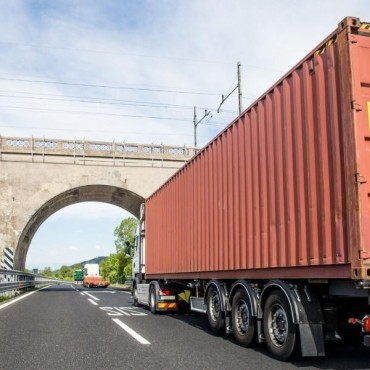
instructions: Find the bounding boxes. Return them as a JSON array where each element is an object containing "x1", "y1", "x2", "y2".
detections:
[{"x1": 124, "y1": 241, "x2": 131, "y2": 256}]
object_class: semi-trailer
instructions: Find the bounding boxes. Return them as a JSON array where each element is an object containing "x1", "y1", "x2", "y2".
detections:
[{"x1": 131, "y1": 17, "x2": 370, "y2": 361}]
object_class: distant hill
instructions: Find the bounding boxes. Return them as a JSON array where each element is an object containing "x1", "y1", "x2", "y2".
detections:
[{"x1": 69, "y1": 256, "x2": 107, "y2": 269}]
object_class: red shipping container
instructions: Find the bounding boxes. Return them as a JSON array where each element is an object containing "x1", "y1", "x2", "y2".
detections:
[{"x1": 145, "y1": 17, "x2": 370, "y2": 281}]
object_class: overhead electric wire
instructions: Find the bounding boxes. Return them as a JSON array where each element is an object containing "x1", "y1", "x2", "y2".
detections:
[
  {"x1": 0, "y1": 124, "x2": 204, "y2": 138},
  {"x1": 0, "y1": 90, "x2": 238, "y2": 114},
  {"x1": 0, "y1": 105, "x2": 227, "y2": 126},
  {"x1": 0, "y1": 76, "x2": 223, "y2": 96}
]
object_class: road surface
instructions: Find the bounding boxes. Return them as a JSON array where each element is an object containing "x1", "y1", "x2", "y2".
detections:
[{"x1": 0, "y1": 284, "x2": 369, "y2": 369}]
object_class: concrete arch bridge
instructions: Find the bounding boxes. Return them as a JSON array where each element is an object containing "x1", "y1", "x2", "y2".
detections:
[{"x1": 0, "y1": 136, "x2": 194, "y2": 270}]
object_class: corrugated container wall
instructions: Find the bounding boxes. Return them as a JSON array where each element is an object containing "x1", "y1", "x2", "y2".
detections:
[{"x1": 145, "y1": 17, "x2": 370, "y2": 281}]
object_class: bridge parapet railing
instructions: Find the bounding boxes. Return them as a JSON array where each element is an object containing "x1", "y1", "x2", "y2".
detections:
[
  {"x1": 0, "y1": 268, "x2": 61, "y2": 296},
  {"x1": 0, "y1": 136, "x2": 196, "y2": 161}
]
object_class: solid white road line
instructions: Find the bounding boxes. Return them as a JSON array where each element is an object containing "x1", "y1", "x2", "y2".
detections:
[
  {"x1": 88, "y1": 298, "x2": 99, "y2": 306},
  {"x1": 84, "y1": 292, "x2": 99, "y2": 301},
  {"x1": 112, "y1": 318, "x2": 151, "y2": 345}
]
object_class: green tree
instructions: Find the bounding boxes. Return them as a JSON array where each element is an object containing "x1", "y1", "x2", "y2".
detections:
[
  {"x1": 110, "y1": 217, "x2": 138, "y2": 283},
  {"x1": 40, "y1": 267, "x2": 54, "y2": 278},
  {"x1": 114, "y1": 217, "x2": 138, "y2": 253},
  {"x1": 59, "y1": 265, "x2": 73, "y2": 280},
  {"x1": 101, "y1": 253, "x2": 119, "y2": 283}
]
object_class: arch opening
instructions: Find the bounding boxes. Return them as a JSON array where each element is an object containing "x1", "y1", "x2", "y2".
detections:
[{"x1": 15, "y1": 185, "x2": 144, "y2": 270}]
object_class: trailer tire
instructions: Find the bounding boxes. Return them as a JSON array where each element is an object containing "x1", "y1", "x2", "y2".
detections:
[
  {"x1": 149, "y1": 286, "x2": 157, "y2": 314},
  {"x1": 263, "y1": 290, "x2": 298, "y2": 361},
  {"x1": 231, "y1": 289, "x2": 256, "y2": 347},
  {"x1": 207, "y1": 286, "x2": 225, "y2": 334}
]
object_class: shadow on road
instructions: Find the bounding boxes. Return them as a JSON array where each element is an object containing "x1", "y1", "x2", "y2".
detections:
[{"x1": 163, "y1": 310, "x2": 370, "y2": 370}]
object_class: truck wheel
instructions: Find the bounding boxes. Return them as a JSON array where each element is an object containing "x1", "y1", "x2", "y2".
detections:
[
  {"x1": 263, "y1": 290, "x2": 297, "y2": 361},
  {"x1": 132, "y1": 285, "x2": 139, "y2": 307},
  {"x1": 231, "y1": 289, "x2": 256, "y2": 347},
  {"x1": 207, "y1": 286, "x2": 225, "y2": 334},
  {"x1": 149, "y1": 286, "x2": 157, "y2": 314}
]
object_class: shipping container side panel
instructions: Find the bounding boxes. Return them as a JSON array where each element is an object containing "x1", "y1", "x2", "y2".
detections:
[
  {"x1": 245, "y1": 112, "x2": 254, "y2": 269},
  {"x1": 208, "y1": 144, "x2": 216, "y2": 271},
  {"x1": 179, "y1": 168, "x2": 184, "y2": 272},
  {"x1": 353, "y1": 32, "x2": 370, "y2": 265},
  {"x1": 199, "y1": 152, "x2": 205, "y2": 271},
  {"x1": 220, "y1": 131, "x2": 229, "y2": 269},
  {"x1": 265, "y1": 95, "x2": 277, "y2": 267},
  {"x1": 313, "y1": 54, "x2": 328, "y2": 264},
  {"x1": 315, "y1": 53, "x2": 334, "y2": 264},
  {"x1": 272, "y1": 86, "x2": 286, "y2": 267},
  {"x1": 282, "y1": 78, "x2": 297, "y2": 266},
  {"x1": 291, "y1": 69, "x2": 308, "y2": 266},
  {"x1": 188, "y1": 160, "x2": 196, "y2": 271},
  {"x1": 250, "y1": 107, "x2": 261, "y2": 268},
  {"x1": 193, "y1": 156, "x2": 197, "y2": 271},
  {"x1": 204, "y1": 148, "x2": 210, "y2": 272},
  {"x1": 198, "y1": 152, "x2": 203, "y2": 272},
  {"x1": 239, "y1": 116, "x2": 248, "y2": 269},
  {"x1": 216, "y1": 136, "x2": 223, "y2": 271},
  {"x1": 257, "y1": 100, "x2": 269, "y2": 268},
  {"x1": 329, "y1": 45, "x2": 347, "y2": 264},
  {"x1": 232, "y1": 122, "x2": 241, "y2": 270},
  {"x1": 324, "y1": 46, "x2": 344, "y2": 264},
  {"x1": 211, "y1": 138, "x2": 219, "y2": 271},
  {"x1": 180, "y1": 167, "x2": 185, "y2": 272},
  {"x1": 227, "y1": 127, "x2": 235, "y2": 270},
  {"x1": 301, "y1": 61, "x2": 320, "y2": 264}
]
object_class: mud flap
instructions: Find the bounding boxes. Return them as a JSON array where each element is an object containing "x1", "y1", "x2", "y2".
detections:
[{"x1": 299, "y1": 324, "x2": 325, "y2": 357}]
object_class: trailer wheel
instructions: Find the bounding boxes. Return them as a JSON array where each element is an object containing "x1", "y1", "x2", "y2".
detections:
[
  {"x1": 231, "y1": 289, "x2": 256, "y2": 347},
  {"x1": 207, "y1": 286, "x2": 225, "y2": 334},
  {"x1": 149, "y1": 286, "x2": 157, "y2": 314},
  {"x1": 263, "y1": 290, "x2": 297, "y2": 361}
]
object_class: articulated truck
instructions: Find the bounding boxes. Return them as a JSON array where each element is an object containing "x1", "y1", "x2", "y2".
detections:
[{"x1": 131, "y1": 17, "x2": 370, "y2": 360}]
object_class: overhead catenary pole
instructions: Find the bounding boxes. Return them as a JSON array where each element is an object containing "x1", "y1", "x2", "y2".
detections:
[
  {"x1": 193, "y1": 106, "x2": 211, "y2": 148},
  {"x1": 217, "y1": 61, "x2": 242, "y2": 115},
  {"x1": 193, "y1": 106, "x2": 197, "y2": 147},
  {"x1": 237, "y1": 61, "x2": 242, "y2": 114}
]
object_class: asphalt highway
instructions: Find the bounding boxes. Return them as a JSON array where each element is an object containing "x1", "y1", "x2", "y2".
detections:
[{"x1": 0, "y1": 284, "x2": 369, "y2": 370}]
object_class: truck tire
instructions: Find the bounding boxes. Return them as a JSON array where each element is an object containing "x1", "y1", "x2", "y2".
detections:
[
  {"x1": 263, "y1": 290, "x2": 297, "y2": 361},
  {"x1": 231, "y1": 289, "x2": 256, "y2": 347},
  {"x1": 149, "y1": 286, "x2": 157, "y2": 314},
  {"x1": 132, "y1": 285, "x2": 139, "y2": 307},
  {"x1": 207, "y1": 286, "x2": 225, "y2": 334}
]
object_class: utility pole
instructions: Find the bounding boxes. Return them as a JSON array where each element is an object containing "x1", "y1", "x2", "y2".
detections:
[
  {"x1": 193, "y1": 106, "x2": 211, "y2": 148},
  {"x1": 237, "y1": 61, "x2": 242, "y2": 115},
  {"x1": 217, "y1": 61, "x2": 243, "y2": 115}
]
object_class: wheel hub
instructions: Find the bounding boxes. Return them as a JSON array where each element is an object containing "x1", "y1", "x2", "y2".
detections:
[{"x1": 270, "y1": 306, "x2": 288, "y2": 346}]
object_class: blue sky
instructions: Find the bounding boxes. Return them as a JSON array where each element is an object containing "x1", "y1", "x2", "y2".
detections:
[{"x1": 1, "y1": 1, "x2": 369, "y2": 269}]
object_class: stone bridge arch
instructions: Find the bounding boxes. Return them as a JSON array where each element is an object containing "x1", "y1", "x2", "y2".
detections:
[{"x1": 15, "y1": 185, "x2": 143, "y2": 270}]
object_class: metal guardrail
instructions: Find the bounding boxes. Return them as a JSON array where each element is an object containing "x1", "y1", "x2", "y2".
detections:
[{"x1": 0, "y1": 268, "x2": 61, "y2": 295}]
